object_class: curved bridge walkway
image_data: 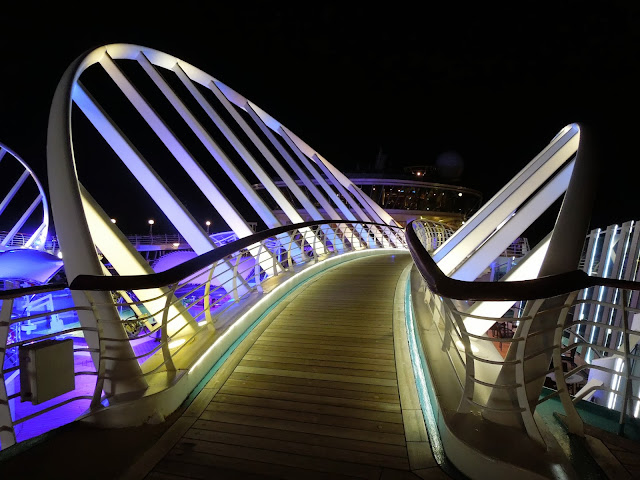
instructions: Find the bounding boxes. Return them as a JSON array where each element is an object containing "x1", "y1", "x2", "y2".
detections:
[{"x1": 126, "y1": 253, "x2": 448, "y2": 480}]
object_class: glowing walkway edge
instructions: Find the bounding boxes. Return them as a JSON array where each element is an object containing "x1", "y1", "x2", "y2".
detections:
[
  {"x1": 186, "y1": 247, "x2": 404, "y2": 396},
  {"x1": 404, "y1": 275, "x2": 447, "y2": 466}
]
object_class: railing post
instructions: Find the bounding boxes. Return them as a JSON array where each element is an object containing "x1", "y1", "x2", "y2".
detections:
[
  {"x1": 550, "y1": 291, "x2": 584, "y2": 436},
  {"x1": 203, "y1": 261, "x2": 216, "y2": 329},
  {"x1": 85, "y1": 290, "x2": 107, "y2": 410},
  {"x1": 254, "y1": 242, "x2": 264, "y2": 293},
  {"x1": 619, "y1": 289, "x2": 633, "y2": 435},
  {"x1": 0, "y1": 296, "x2": 17, "y2": 449},
  {"x1": 161, "y1": 284, "x2": 178, "y2": 374},
  {"x1": 448, "y1": 305, "x2": 475, "y2": 414},
  {"x1": 312, "y1": 228, "x2": 319, "y2": 263},
  {"x1": 277, "y1": 239, "x2": 284, "y2": 274},
  {"x1": 231, "y1": 257, "x2": 240, "y2": 301}
]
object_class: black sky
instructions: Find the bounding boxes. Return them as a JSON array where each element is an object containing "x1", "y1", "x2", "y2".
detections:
[{"x1": 2, "y1": 3, "x2": 639, "y2": 242}]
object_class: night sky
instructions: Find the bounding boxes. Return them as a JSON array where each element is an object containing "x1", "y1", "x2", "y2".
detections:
[{"x1": 2, "y1": 4, "x2": 639, "y2": 244}]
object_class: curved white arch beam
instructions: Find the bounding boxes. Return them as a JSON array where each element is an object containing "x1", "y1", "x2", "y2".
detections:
[
  {"x1": 0, "y1": 142, "x2": 49, "y2": 251},
  {"x1": 47, "y1": 44, "x2": 400, "y2": 391},
  {"x1": 435, "y1": 123, "x2": 595, "y2": 341},
  {"x1": 49, "y1": 43, "x2": 402, "y2": 277},
  {"x1": 434, "y1": 124, "x2": 581, "y2": 279}
]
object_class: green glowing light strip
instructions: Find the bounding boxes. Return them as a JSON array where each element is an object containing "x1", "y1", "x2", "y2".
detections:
[{"x1": 404, "y1": 278, "x2": 446, "y2": 464}]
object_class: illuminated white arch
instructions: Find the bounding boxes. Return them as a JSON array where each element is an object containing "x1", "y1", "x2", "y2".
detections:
[
  {"x1": 432, "y1": 124, "x2": 594, "y2": 336},
  {"x1": 0, "y1": 142, "x2": 49, "y2": 251},
  {"x1": 48, "y1": 44, "x2": 402, "y2": 286},
  {"x1": 47, "y1": 44, "x2": 401, "y2": 393}
]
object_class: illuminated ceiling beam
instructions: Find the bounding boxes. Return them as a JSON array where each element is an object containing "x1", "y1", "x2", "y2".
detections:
[
  {"x1": 434, "y1": 124, "x2": 579, "y2": 277},
  {"x1": 244, "y1": 103, "x2": 345, "y2": 251},
  {"x1": 24, "y1": 222, "x2": 47, "y2": 249},
  {"x1": 170, "y1": 63, "x2": 281, "y2": 230},
  {"x1": 169, "y1": 61, "x2": 304, "y2": 261},
  {"x1": 464, "y1": 234, "x2": 551, "y2": 334},
  {"x1": 311, "y1": 153, "x2": 387, "y2": 248},
  {"x1": 0, "y1": 142, "x2": 50, "y2": 251},
  {"x1": 205, "y1": 79, "x2": 303, "y2": 223},
  {"x1": 206, "y1": 79, "x2": 324, "y2": 254},
  {"x1": 80, "y1": 185, "x2": 196, "y2": 337},
  {"x1": 244, "y1": 102, "x2": 325, "y2": 222},
  {"x1": 272, "y1": 125, "x2": 338, "y2": 218},
  {"x1": 242, "y1": 110, "x2": 346, "y2": 252},
  {"x1": 100, "y1": 52, "x2": 253, "y2": 239},
  {"x1": 0, "y1": 170, "x2": 29, "y2": 217},
  {"x1": 133, "y1": 53, "x2": 256, "y2": 239},
  {"x1": 452, "y1": 160, "x2": 574, "y2": 281},
  {"x1": 0, "y1": 195, "x2": 42, "y2": 247},
  {"x1": 73, "y1": 84, "x2": 216, "y2": 255},
  {"x1": 314, "y1": 151, "x2": 401, "y2": 228},
  {"x1": 280, "y1": 127, "x2": 365, "y2": 249},
  {"x1": 313, "y1": 153, "x2": 403, "y2": 248}
]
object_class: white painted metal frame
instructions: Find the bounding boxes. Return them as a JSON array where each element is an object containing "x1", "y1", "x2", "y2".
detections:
[
  {"x1": 434, "y1": 124, "x2": 580, "y2": 280},
  {"x1": 0, "y1": 221, "x2": 406, "y2": 449},
  {"x1": 47, "y1": 44, "x2": 400, "y2": 393},
  {"x1": 0, "y1": 143, "x2": 49, "y2": 251}
]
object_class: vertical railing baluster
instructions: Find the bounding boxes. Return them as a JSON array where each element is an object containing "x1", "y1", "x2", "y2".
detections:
[
  {"x1": 203, "y1": 261, "x2": 216, "y2": 329},
  {"x1": 551, "y1": 291, "x2": 584, "y2": 435},
  {"x1": 312, "y1": 227, "x2": 319, "y2": 263},
  {"x1": 514, "y1": 299, "x2": 546, "y2": 446},
  {"x1": 254, "y1": 242, "x2": 264, "y2": 293},
  {"x1": 160, "y1": 284, "x2": 178, "y2": 373},
  {"x1": 0, "y1": 296, "x2": 17, "y2": 449},
  {"x1": 231, "y1": 257, "x2": 240, "y2": 302},
  {"x1": 619, "y1": 289, "x2": 633, "y2": 434},
  {"x1": 85, "y1": 291, "x2": 107, "y2": 410}
]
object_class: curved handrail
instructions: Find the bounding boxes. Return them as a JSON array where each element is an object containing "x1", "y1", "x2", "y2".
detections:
[
  {"x1": 69, "y1": 220, "x2": 402, "y2": 291},
  {"x1": 406, "y1": 220, "x2": 640, "y2": 300},
  {"x1": 1, "y1": 220, "x2": 400, "y2": 299}
]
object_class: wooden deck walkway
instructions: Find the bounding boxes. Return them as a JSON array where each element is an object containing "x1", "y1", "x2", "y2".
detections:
[{"x1": 127, "y1": 253, "x2": 448, "y2": 479}]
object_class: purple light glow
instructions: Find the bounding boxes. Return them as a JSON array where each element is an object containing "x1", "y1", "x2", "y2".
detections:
[{"x1": 5, "y1": 336, "x2": 97, "y2": 445}]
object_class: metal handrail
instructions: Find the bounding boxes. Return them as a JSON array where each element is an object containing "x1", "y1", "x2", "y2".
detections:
[
  {"x1": 406, "y1": 218, "x2": 640, "y2": 445},
  {"x1": 70, "y1": 220, "x2": 398, "y2": 291},
  {"x1": 406, "y1": 220, "x2": 640, "y2": 300},
  {"x1": 0, "y1": 220, "x2": 407, "y2": 450}
]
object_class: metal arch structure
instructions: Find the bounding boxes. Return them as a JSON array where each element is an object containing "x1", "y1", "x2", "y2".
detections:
[
  {"x1": 47, "y1": 43, "x2": 403, "y2": 284},
  {"x1": 434, "y1": 124, "x2": 596, "y2": 333},
  {"x1": 42, "y1": 42, "x2": 600, "y2": 461},
  {"x1": 0, "y1": 142, "x2": 49, "y2": 251},
  {"x1": 46, "y1": 44, "x2": 403, "y2": 396},
  {"x1": 410, "y1": 122, "x2": 599, "y2": 440}
]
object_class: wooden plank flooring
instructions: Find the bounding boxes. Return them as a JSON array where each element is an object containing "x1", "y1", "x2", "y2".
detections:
[{"x1": 143, "y1": 254, "x2": 445, "y2": 479}]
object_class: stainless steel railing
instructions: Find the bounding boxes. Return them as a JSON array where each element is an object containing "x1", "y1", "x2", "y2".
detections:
[
  {"x1": 0, "y1": 220, "x2": 407, "y2": 450},
  {"x1": 406, "y1": 220, "x2": 640, "y2": 445}
]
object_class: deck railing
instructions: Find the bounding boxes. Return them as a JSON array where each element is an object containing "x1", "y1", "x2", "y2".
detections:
[
  {"x1": 0, "y1": 220, "x2": 407, "y2": 451},
  {"x1": 406, "y1": 220, "x2": 640, "y2": 445}
]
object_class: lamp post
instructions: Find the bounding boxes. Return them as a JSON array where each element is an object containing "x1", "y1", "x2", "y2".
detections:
[
  {"x1": 110, "y1": 218, "x2": 116, "y2": 224},
  {"x1": 148, "y1": 219, "x2": 154, "y2": 237},
  {"x1": 205, "y1": 220, "x2": 211, "y2": 235}
]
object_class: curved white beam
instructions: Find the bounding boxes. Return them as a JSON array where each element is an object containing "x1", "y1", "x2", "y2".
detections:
[{"x1": 0, "y1": 143, "x2": 49, "y2": 251}]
